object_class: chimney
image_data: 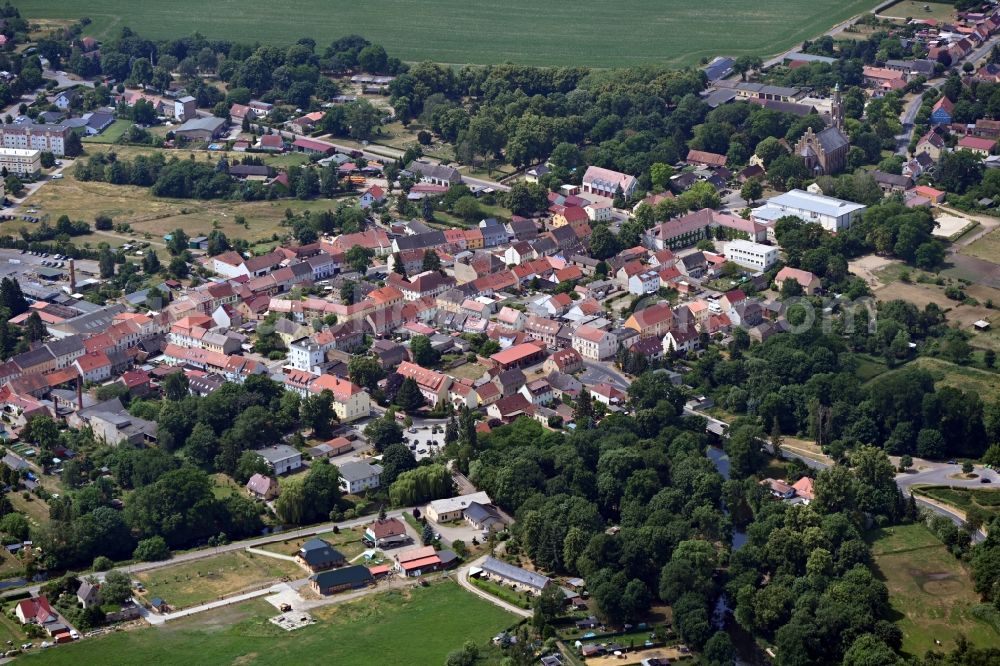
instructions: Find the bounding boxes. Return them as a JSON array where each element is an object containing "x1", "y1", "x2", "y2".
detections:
[
  {"x1": 69, "y1": 259, "x2": 76, "y2": 293},
  {"x1": 52, "y1": 394, "x2": 58, "y2": 414},
  {"x1": 77, "y1": 376, "x2": 83, "y2": 410}
]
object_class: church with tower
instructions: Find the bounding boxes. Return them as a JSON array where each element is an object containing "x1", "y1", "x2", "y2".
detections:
[{"x1": 794, "y1": 85, "x2": 850, "y2": 176}]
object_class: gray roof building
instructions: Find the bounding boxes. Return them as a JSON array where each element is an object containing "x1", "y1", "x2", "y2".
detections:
[{"x1": 480, "y1": 556, "x2": 550, "y2": 591}]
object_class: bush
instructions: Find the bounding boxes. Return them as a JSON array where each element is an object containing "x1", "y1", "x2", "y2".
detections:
[
  {"x1": 133, "y1": 536, "x2": 170, "y2": 562},
  {"x1": 92, "y1": 555, "x2": 113, "y2": 572}
]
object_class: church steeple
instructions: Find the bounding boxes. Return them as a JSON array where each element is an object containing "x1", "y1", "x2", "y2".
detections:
[{"x1": 831, "y1": 83, "x2": 844, "y2": 131}]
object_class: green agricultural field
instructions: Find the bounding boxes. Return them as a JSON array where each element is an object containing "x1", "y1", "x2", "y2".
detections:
[
  {"x1": 21, "y1": 581, "x2": 517, "y2": 666},
  {"x1": 19, "y1": 0, "x2": 880, "y2": 68},
  {"x1": 868, "y1": 524, "x2": 1000, "y2": 657}
]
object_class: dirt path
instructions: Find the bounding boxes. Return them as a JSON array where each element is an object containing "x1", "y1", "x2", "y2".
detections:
[{"x1": 94, "y1": 229, "x2": 167, "y2": 248}]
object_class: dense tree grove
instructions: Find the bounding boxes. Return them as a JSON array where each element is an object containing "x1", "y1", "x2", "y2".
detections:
[{"x1": 688, "y1": 303, "x2": 987, "y2": 462}]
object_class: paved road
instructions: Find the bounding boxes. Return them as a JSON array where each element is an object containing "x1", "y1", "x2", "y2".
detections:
[{"x1": 580, "y1": 360, "x2": 630, "y2": 392}]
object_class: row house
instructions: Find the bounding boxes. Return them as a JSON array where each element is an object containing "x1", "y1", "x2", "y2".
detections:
[
  {"x1": 524, "y1": 315, "x2": 562, "y2": 349},
  {"x1": 389, "y1": 271, "x2": 457, "y2": 301},
  {"x1": 160, "y1": 344, "x2": 266, "y2": 382},
  {"x1": 472, "y1": 270, "x2": 518, "y2": 296},
  {"x1": 322, "y1": 229, "x2": 393, "y2": 257}
]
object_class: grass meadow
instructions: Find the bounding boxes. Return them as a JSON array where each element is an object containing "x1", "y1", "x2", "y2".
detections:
[
  {"x1": 18, "y1": 0, "x2": 880, "y2": 67},
  {"x1": 868, "y1": 524, "x2": 1000, "y2": 657},
  {"x1": 21, "y1": 580, "x2": 516, "y2": 666}
]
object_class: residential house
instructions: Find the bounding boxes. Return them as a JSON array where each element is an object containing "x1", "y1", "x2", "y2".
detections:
[
  {"x1": 543, "y1": 347, "x2": 583, "y2": 374},
  {"x1": 916, "y1": 131, "x2": 946, "y2": 160},
  {"x1": 958, "y1": 135, "x2": 995, "y2": 156},
  {"x1": 338, "y1": 461, "x2": 383, "y2": 494},
  {"x1": 365, "y1": 518, "x2": 409, "y2": 548},
  {"x1": 296, "y1": 538, "x2": 346, "y2": 572},
  {"x1": 359, "y1": 185, "x2": 385, "y2": 209},
  {"x1": 662, "y1": 326, "x2": 700, "y2": 355},
  {"x1": 396, "y1": 361, "x2": 452, "y2": 406},
  {"x1": 256, "y1": 444, "x2": 302, "y2": 475},
  {"x1": 931, "y1": 96, "x2": 954, "y2": 124},
  {"x1": 572, "y1": 324, "x2": 617, "y2": 361},
  {"x1": 309, "y1": 374, "x2": 370, "y2": 422},
  {"x1": 624, "y1": 303, "x2": 674, "y2": 339},
  {"x1": 873, "y1": 171, "x2": 914, "y2": 195},
  {"x1": 15, "y1": 596, "x2": 57, "y2": 627},
  {"x1": 775, "y1": 266, "x2": 821, "y2": 295},
  {"x1": 245, "y1": 473, "x2": 280, "y2": 500},
  {"x1": 426, "y1": 491, "x2": 493, "y2": 523},
  {"x1": 77, "y1": 581, "x2": 101, "y2": 609},
  {"x1": 73, "y1": 351, "x2": 113, "y2": 383},
  {"x1": 519, "y1": 379, "x2": 554, "y2": 405}
]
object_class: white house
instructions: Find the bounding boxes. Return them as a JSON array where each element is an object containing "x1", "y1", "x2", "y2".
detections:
[
  {"x1": 572, "y1": 324, "x2": 617, "y2": 361},
  {"x1": 256, "y1": 444, "x2": 303, "y2": 475},
  {"x1": 662, "y1": 327, "x2": 700, "y2": 355},
  {"x1": 338, "y1": 461, "x2": 383, "y2": 494},
  {"x1": 288, "y1": 338, "x2": 327, "y2": 374},
  {"x1": 585, "y1": 201, "x2": 613, "y2": 222},
  {"x1": 725, "y1": 239, "x2": 780, "y2": 271},
  {"x1": 73, "y1": 352, "x2": 112, "y2": 383}
]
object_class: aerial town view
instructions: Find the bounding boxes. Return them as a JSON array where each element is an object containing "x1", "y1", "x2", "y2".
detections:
[{"x1": 1, "y1": 0, "x2": 1000, "y2": 664}]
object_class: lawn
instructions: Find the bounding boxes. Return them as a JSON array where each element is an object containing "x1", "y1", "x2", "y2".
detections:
[
  {"x1": 7, "y1": 491, "x2": 51, "y2": 530},
  {"x1": 11, "y1": 166, "x2": 325, "y2": 245},
  {"x1": 0, "y1": 608, "x2": 26, "y2": 647},
  {"x1": 135, "y1": 551, "x2": 303, "y2": 609},
  {"x1": 259, "y1": 526, "x2": 369, "y2": 561},
  {"x1": 81, "y1": 119, "x2": 133, "y2": 145},
  {"x1": 868, "y1": 523, "x2": 1000, "y2": 657},
  {"x1": 21, "y1": 580, "x2": 517, "y2": 666},
  {"x1": 209, "y1": 473, "x2": 241, "y2": 500},
  {"x1": 447, "y1": 362, "x2": 489, "y2": 382},
  {"x1": 879, "y1": 0, "x2": 957, "y2": 22},
  {"x1": 19, "y1": 0, "x2": 881, "y2": 68}
]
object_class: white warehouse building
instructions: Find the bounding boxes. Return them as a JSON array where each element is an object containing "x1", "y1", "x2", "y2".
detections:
[{"x1": 725, "y1": 239, "x2": 780, "y2": 271}]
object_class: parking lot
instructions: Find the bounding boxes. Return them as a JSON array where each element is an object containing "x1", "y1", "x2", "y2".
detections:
[
  {"x1": 402, "y1": 422, "x2": 447, "y2": 461},
  {"x1": 0, "y1": 248, "x2": 98, "y2": 285}
]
